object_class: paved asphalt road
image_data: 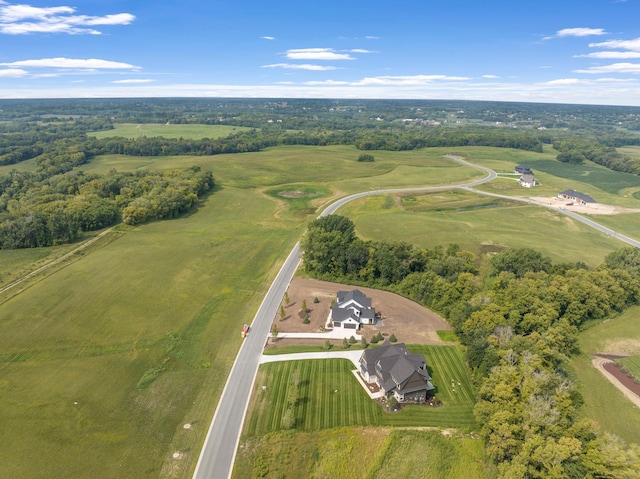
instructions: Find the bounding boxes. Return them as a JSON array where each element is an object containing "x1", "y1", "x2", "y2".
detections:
[{"x1": 192, "y1": 154, "x2": 637, "y2": 479}]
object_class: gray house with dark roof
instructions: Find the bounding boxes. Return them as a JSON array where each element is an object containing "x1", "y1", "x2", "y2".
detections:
[
  {"x1": 359, "y1": 341, "x2": 434, "y2": 402},
  {"x1": 330, "y1": 289, "x2": 377, "y2": 330},
  {"x1": 558, "y1": 189, "x2": 596, "y2": 205}
]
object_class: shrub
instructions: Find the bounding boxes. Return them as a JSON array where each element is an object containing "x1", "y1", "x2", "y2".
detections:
[
  {"x1": 361, "y1": 337, "x2": 368, "y2": 348},
  {"x1": 313, "y1": 296, "x2": 320, "y2": 303},
  {"x1": 303, "y1": 315, "x2": 310, "y2": 324},
  {"x1": 323, "y1": 339, "x2": 332, "y2": 350},
  {"x1": 357, "y1": 153, "x2": 375, "y2": 162},
  {"x1": 342, "y1": 338, "x2": 349, "y2": 349},
  {"x1": 349, "y1": 335, "x2": 356, "y2": 344},
  {"x1": 370, "y1": 335, "x2": 379, "y2": 344},
  {"x1": 387, "y1": 396, "x2": 399, "y2": 410},
  {"x1": 389, "y1": 334, "x2": 397, "y2": 342}
]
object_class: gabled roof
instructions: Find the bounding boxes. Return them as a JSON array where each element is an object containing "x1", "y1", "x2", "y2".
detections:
[
  {"x1": 360, "y1": 341, "x2": 432, "y2": 393},
  {"x1": 559, "y1": 189, "x2": 596, "y2": 203},
  {"x1": 330, "y1": 304, "x2": 360, "y2": 324},
  {"x1": 520, "y1": 173, "x2": 537, "y2": 183},
  {"x1": 337, "y1": 289, "x2": 372, "y2": 309},
  {"x1": 515, "y1": 165, "x2": 532, "y2": 174}
]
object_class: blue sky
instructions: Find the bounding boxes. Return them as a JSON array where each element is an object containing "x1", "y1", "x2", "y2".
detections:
[{"x1": 2, "y1": 0, "x2": 640, "y2": 105}]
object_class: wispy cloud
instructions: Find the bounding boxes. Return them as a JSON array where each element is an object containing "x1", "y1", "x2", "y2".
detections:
[
  {"x1": 576, "y1": 51, "x2": 640, "y2": 59},
  {"x1": 0, "y1": 68, "x2": 27, "y2": 77},
  {"x1": 574, "y1": 62, "x2": 640, "y2": 74},
  {"x1": 262, "y1": 63, "x2": 337, "y2": 71},
  {"x1": 589, "y1": 37, "x2": 640, "y2": 52},
  {"x1": 365, "y1": 36, "x2": 379, "y2": 40},
  {"x1": 261, "y1": 35, "x2": 275, "y2": 40},
  {"x1": 353, "y1": 74, "x2": 470, "y2": 86},
  {"x1": 0, "y1": 1, "x2": 134, "y2": 35},
  {"x1": 112, "y1": 79, "x2": 155, "y2": 84},
  {"x1": 482, "y1": 74, "x2": 499, "y2": 79},
  {"x1": 0, "y1": 57, "x2": 140, "y2": 69},
  {"x1": 285, "y1": 48, "x2": 354, "y2": 61},
  {"x1": 557, "y1": 27, "x2": 607, "y2": 37}
]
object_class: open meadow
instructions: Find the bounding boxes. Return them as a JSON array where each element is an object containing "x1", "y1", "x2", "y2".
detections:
[
  {"x1": 88, "y1": 123, "x2": 252, "y2": 139},
  {"x1": 2, "y1": 144, "x2": 640, "y2": 478}
]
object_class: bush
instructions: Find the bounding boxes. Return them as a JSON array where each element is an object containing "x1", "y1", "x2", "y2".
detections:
[
  {"x1": 357, "y1": 153, "x2": 375, "y2": 162},
  {"x1": 313, "y1": 296, "x2": 320, "y2": 303},
  {"x1": 303, "y1": 315, "x2": 310, "y2": 324},
  {"x1": 361, "y1": 337, "x2": 368, "y2": 348},
  {"x1": 389, "y1": 334, "x2": 397, "y2": 342},
  {"x1": 323, "y1": 339, "x2": 332, "y2": 350},
  {"x1": 342, "y1": 338, "x2": 349, "y2": 349},
  {"x1": 370, "y1": 335, "x2": 379, "y2": 344},
  {"x1": 387, "y1": 396, "x2": 399, "y2": 410},
  {"x1": 349, "y1": 335, "x2": 356, "y2": 344}
]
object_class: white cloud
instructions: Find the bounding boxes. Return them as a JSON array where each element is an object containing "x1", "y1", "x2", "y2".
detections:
[
  {"x1": 261, "y1": 35, "x2": 275, "y2": 40},
  {"x1": 301, "y1": 80, "x2": 351, "y2": 85},
  {"x1": 574, "y1": 62, "x2": 640, "y2": 74},
  {"x1": 285, "y1": 48, "x2": 354, "y2": 61},
  {"x1": 589, "y1": 37, "x2": 640, "y2": 52},
  {"x1": 1, "y1": 57, "x2": 139, "y2": 69},
  {"x1": 349, "y1": 49, "x2": 374, "y2": 54},
  {"x1": 576, "y1": 51, "x2": 640, "y2": 59},
  {"x1": 482, "y1": 74, "x2": 499, "y2": 79},
  {"x1": 112, "y1": 79, "x2": 155, "y2": 84},
  {"x1": 261, "y1": 63, "x2": 337, "y2": 71},
  {"x1": 0, "y1": 2, "x2": 134, "y2": 35},
  {"x1": 365, "y1": 36, "x2": 379, "y2": 40},
  {"x1": 556, "y1": 27, "x2": 607, "y2": 37},
  {"x1": 353, "y1": 74, "x2": 470, "y2": 86},
  {"x1": 545, "y1": 78, "x2": 588, "y2": 85},
  {"x1": 0, "y1": 68, "x2": 26, "y2": 77}
]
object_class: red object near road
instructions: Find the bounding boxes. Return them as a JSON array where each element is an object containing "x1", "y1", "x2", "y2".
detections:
[{"x1": 241, "y1": 324, "x2": 250, "y2": 338}]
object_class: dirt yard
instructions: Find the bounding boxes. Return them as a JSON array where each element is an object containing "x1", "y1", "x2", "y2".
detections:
[
  {"x1": 529, "y1": 196, "x2": 640, "y2": 215},
  {"x1": 273, "y1": 277, "x2": 452, "y2": 346}
]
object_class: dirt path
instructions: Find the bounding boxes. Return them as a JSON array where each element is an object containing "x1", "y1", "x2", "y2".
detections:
[
  {"x1": 0, "y1": 228, "x2": 113, "y2": 297},
  {"x1": 592, "y1": 357, "x2": 640, "y2": 409}
]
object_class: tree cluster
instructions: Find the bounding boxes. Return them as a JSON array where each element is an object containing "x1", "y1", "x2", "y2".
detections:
[
  {"x1": 301, "y1": 216, "x2": 640, "y2": 477},
  {"x1": 0, "y1": 166, "x2": 214, "y2": 248}
]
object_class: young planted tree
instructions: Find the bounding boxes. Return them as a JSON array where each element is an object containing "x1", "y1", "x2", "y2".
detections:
[
  {"x1": 323, "y1": 339, "x2": 332, "y2": 350},
  {"x1": 302, "y1": 299, "x2": 308, "y2": 312},
  {"x1": 279, "y1": 305, "x2": 286, "y2": 319},
  {"x1": 389, "y1": 334, "x2": 397, "y2": 343},
  {"x1": 284, "y1": 291, "x2": 290, "y2": 305},
  {"x1": 342, "y1": 337, "x2": 349, "y2": 349},
  {"x1": 271, "y1": 324, "x2": 278, "y2": 341},
  {"x1": 361, "y1": 336, "x2": 368, "y2": 348},
  {"x1": 349, "y1": 335, "x2": 356, "y2": 344}
]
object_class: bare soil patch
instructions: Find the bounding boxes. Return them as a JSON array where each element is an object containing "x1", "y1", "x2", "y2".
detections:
[
  {"x1": 530, "y1": 196, "x2": 640, "y2": 215},
  {"x1": 274, "y1": 277, "x2": 452, "y2": 346}
]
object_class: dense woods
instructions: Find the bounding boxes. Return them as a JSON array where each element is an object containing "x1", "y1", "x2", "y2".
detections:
[{"x1": 302, "y1": 215, "x2": 640, "y2": 477}]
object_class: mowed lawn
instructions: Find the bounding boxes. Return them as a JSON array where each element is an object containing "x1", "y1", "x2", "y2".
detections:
[
  {"x1": 340, "y1": 192, "x2": 623, "y2": 266},
  {"x1": 243, "y1": 345, "x2": 477, "y2": 438},
  {"x1": 575, "y1": 305, "x2": 640, "y2": 445},
  {"x1": 88, "y1": 123, "x2": 251, "y2": 139}
]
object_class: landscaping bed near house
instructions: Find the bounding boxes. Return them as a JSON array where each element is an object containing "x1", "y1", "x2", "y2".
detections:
[{"x1": 274, "y1": 277, "x2": 452, "y2": 345}]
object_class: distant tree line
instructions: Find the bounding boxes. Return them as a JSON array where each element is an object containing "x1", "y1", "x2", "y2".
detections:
[
  {"x1": 553, "y1": 138, "x2": 640, "y2": 174},
  {"x1": 301, "y1": 215, "x2": 640, "y2": 477}
]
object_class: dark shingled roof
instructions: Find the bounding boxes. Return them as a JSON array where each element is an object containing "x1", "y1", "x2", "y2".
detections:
[
  {"x1": 336, "y1": 289, "x2": 372, "y2": 309},
  {"x1": 360, "y1": 341, "x2": 434, "y2": 394},
  {"x1": 559, "y1": 189, "x2": 596, "y2": 203}
]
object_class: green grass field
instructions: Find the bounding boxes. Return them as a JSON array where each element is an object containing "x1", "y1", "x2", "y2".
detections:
[
  {"x1": 88, "y1": 123, "x2": 251, "y2": 139},
  {"x1": 3, "y1": 144, "x2": 640, "y2": 478},
  {"x1": 244, "y1": 346, "x2": 477, "y2": 437},
  {"x1": 233, "y1": 428, "x2": 496, "y2": 479},
  {"x1": 339, "y1": 190, "x2": 623, "y2": 266},
  {"x1": 575, "y1": 305, "x2": 640, "y2": 444}
]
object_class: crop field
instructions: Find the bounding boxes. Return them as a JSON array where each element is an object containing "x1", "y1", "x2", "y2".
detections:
[
  {"x1": 575, "y1": 305, "x2": 640, "y2": 444},
  {"x1": 243, "y1": 345, "x2": 477, "y2": 438},
  {"x1": 233, "y1": 428, "x2": 495, "y2": 479},
  {"x1": 339, "y1": 191, "x2": 622, "y2": 266},
  {"x1": 88, "y1": 123, "x2": 251, "y2": 139}
]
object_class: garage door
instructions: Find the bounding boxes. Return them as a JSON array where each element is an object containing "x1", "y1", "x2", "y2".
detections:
[{"x1": 343, "y1": 323, "x2": 357, "y2": 329}]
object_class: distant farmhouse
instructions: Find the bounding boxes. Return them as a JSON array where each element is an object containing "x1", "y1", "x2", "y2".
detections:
[
  {"x1": 558, "y1": 189, "x2": 596, "y2": 206},
  {"x1": 515, "y1": 165, "x2": 539, "y2": 188},
  {"x1": 329, "y1": 289, "x2": 377, "y2": 330},
  {"x1": 359, "y1": 341, "x2": 434, "y2": 403}
]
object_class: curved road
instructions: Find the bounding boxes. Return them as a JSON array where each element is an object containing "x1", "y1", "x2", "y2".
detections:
[{"x1": 192, "y1": 155, "x2": 638, "y2": 479}]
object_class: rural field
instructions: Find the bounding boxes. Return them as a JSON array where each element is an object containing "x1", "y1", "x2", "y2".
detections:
[
  {"x1": 2, "y1": 143, "x2": 640, "y2": 478},
  {"x1": 576, "y1": 305, "x2": 640, "y2": 445},
  {"x1": 88, "y1": 123, "x2": 252, "y2": 139}
]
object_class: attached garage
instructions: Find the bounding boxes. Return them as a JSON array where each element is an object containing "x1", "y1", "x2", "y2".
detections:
[{"x1": 343, "y1": 323, "x2": 357, "y2": 329}]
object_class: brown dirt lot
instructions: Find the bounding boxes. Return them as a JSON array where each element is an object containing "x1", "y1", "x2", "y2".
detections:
[{"x1": 274, "y1": 277, "x2": 452, "y2": 345}]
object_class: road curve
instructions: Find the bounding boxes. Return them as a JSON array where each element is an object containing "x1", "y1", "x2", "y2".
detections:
[
  {"x1": 592, "y1": 357, "x2": 640, "y2": 409},
  {"x1": 192, "y1": 154, "x2": 638, "y2": 479}
]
